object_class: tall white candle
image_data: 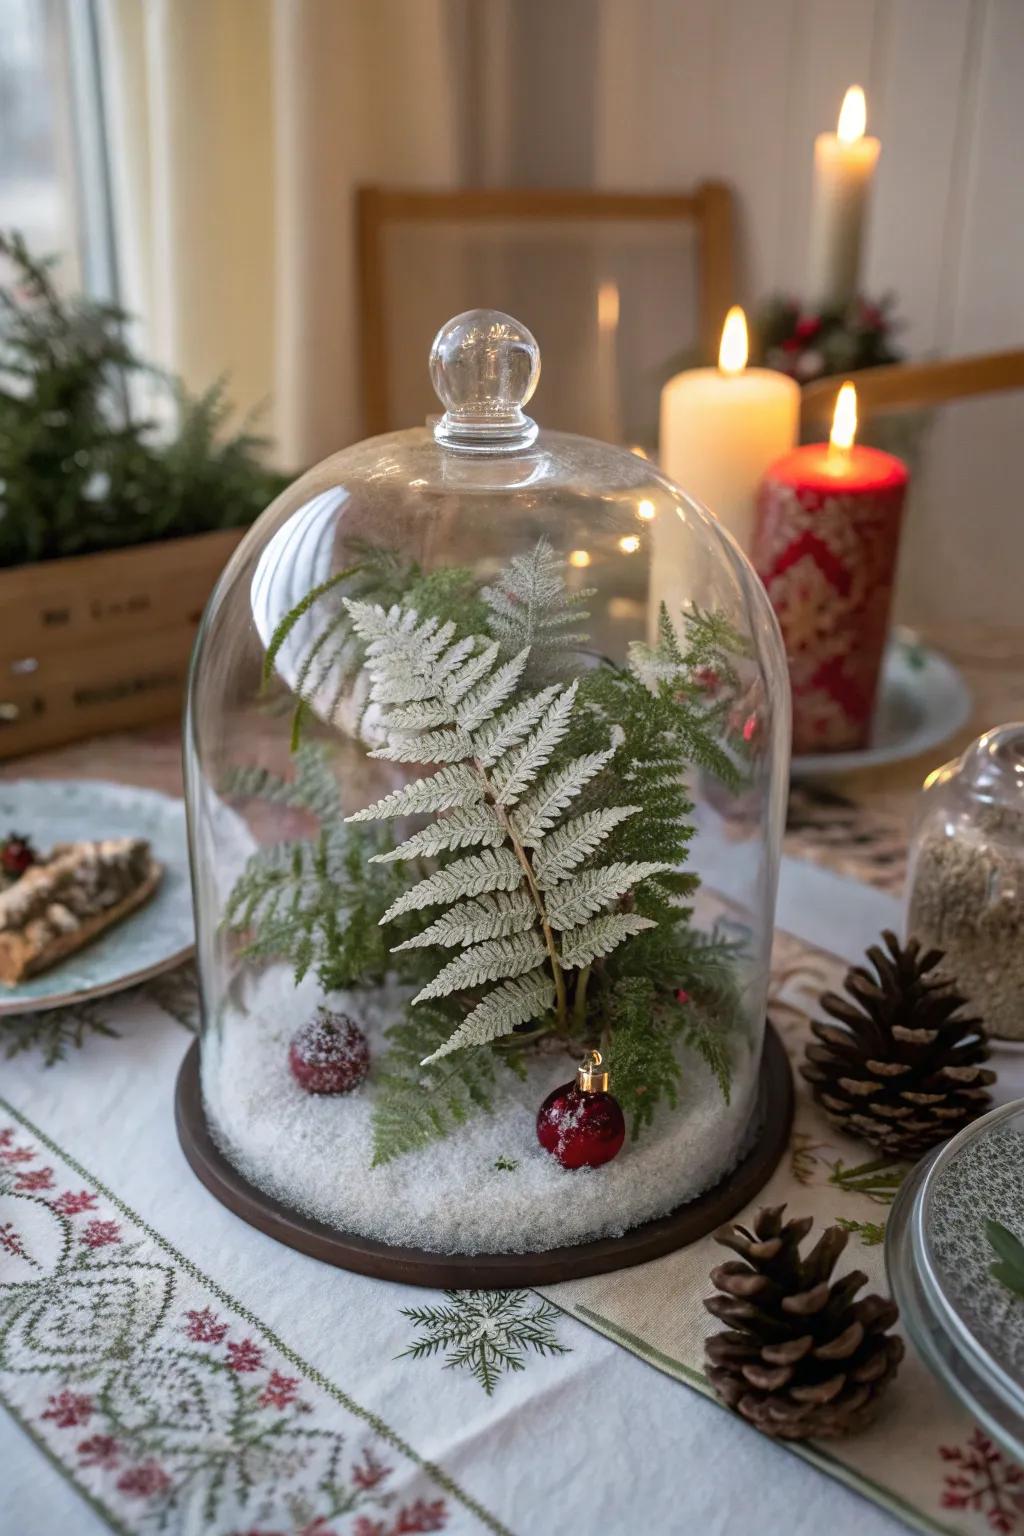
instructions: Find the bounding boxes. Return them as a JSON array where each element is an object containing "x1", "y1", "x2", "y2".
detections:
[
  {"x1": 806, "y1": 85, "x2": 880, "y2": 309},
  {"x1": 657, "y1": 307, "x2": 799, "y2": 554}
]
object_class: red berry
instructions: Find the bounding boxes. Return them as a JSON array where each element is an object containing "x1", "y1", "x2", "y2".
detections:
[
  {"x1": 1, "y1": 832, "x2": 37, "y2": 878},
  {"x1": 537, "y1": 1082, "x2": 625, "y2": 1170},
  {"x1": 288, "y1": 1010, "x2": 369, "y2": 1096}
]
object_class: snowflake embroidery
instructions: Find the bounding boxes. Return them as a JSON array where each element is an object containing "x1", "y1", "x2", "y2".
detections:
[
  {"x1": 940, "y1": 1429, "x2": 1024, "y2": 1533},
  {"x1": 116, "y1": 1461, "x2": 172, "y2": 1499},
  {"x1": 0, "y1": 1221, "x2": 26, "y2": 1259},
  {"x1": 1, "y1": 1144, "x2": 35, "y2": 1164},
  {"x1": 259, "y1": 1369, "x2": 299, "y2": 1409},
  {"x1": 182, "y1": 1306, "x2": 229, "y2": 1344},
  {"x1": 399, "y1": 1290, "x2": 569, "y2": 1395},
  {"x1": 77, "y1": 1434, "x2": 122, "y2": 1469},
  {"x1": 80, "y1": 1218, "x2": 121, "y2": 1248},
  {"x1": 41, "y1": 1391, "x2": 93, "y2": 1429},
  {"x1": 15, "y1": 1165, "x2": 55, "y2": 1192},
  {"x1": 226, "y1": 1337, "x2": 264, "y2": 1373},
  {"x1": 0, "y1": 1127, "x2": 12, "y2": 1147},
  {"x1": 51, "y1": 1189, "x2": 98, "y2": 1215}
]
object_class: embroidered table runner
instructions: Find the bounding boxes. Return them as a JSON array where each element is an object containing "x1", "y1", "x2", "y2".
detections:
[{"x1": 2, "y1": 863, "x2": 1022, "y2": 1536}]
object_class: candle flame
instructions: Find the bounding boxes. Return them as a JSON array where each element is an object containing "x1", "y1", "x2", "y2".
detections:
[
  {"x1": 830, "y1": 380, "x2": 858, "y2": 451},
  {"x1": 837, "y1": 85, "x2": 866, "y2": 144},
  {"x1": 597, "y1": 280, "x2": 619, "y2": 331},
  {"x1": 618, "y1": 534, "x2": 641, "y2": 555},
  {"x1": 718, "y1": 305, "x2": 748, "y2": 376},
  {"x1": 637, "y1": 499, "x2": 656, "y2": 521}
]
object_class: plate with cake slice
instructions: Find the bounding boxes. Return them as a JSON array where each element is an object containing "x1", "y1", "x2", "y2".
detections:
[{"x1": 0, "y1": 779, "x2": 194, "y2": 1014}]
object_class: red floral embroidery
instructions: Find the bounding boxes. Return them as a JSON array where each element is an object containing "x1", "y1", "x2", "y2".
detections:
[
  {"x1": 259, "y1": 1369, "x2": 299, "y2": 1409},
  {"x1": 0, "y1": 1127, "x2": 12, "y2": 1147},
  {"x1": 226, "y1": 1337, "x2": 264, "y2": 1373},
  {"x1": 42, "y1": 1391, "x2": 93, "y2": 1429},
  {"x1": 0, "y1": 1221, "x2": 26, "y2": 1259},
  {"x1": 940, "y1": 1429, "x2": 1024, "y2": 1533},
  {"x1": 1, "y1": 1144, "x2": 35, "y2": 1164},
  {"x1": 80, "y1": 1219, "x2": 121, "y2": 1249},
  {"x1": 52, "y1": 1189, "x2": 98, "y2": 1215},
  {"x1": 77, "y1": 1434, "x2": 122, "y2": 1469},
  {"x1": 353, "y1": 1501, "x2": 448, "y2": 1536},
  {"x1": 183, "y1": 1306, "x2": 229, "y2": 1344},
  {"x1": 352, "y1": 1447, "x2": 392, "y2": 1491},
  {"x1": 117, "y1": 1461, "x2": 171, "y2": 1499},
  {"x1": 15, "y1": 1165, "x2": 55, "y2": 1192}
]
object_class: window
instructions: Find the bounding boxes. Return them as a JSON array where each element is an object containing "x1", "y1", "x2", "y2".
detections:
[{"x1": 0, "y1": 0, "x2": 114, "y2": 295}]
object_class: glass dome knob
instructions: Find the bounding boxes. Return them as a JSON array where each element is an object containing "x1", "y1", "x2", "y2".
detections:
[{"x1": 430, "y1": 309, "x2": 540, "y2": 452}]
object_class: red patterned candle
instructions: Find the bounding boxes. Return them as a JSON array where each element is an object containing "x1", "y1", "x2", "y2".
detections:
[{"x1": 752, "y1": 382, "x2": 908, "y2": 754}]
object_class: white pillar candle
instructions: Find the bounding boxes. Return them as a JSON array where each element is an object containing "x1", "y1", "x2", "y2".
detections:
[
  {"x1": 806, "y1": 85, "x2": 881, "y2": 309},
  {"x1": 657, "y1": 307, "x2": 799, "y2": 555}
]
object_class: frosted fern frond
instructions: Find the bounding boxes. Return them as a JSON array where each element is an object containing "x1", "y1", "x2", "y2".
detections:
[
  {"x1": 546, "y1": 861, "x2": 672, "y2": 931},
  {"x1": 510, "y1": 742, "x2": 619, "y2": 847},
  {"x1": 457, "y1": 648, "x2": 530, "y2": 731},
  {"x1": 346, "y1": 592, "x2": 669, "y2": 1065},
  {"x1": 345, "y1": 763, "x2": 482, "y2": 822},
  {"x1": 473, "y1": 684, "x2": 562, "y2": 766},
  {"x1": 411, "y1": 932, "x2": 548, "y2": 1005},
  {"x1": 379, "y1": 847, "x2": 524, "y2": 924},
  {"x1": 421, "y1": 969, "x2": 555, "y2": 1064},
  {"x1": 533, "y1": 806, "x2": 641, "y2": 889},
  {"x1": 369, "y1": 727, "x2": 474, "y2": 764},
  {"x1": 560, "y1": 913, "x2": 656, "y2": 969},
  {"x1": 369, "y1": 806, "x2": 504, "y2": 864},
  {"x1": 482, "y1": 537, "x2": 593, "y2": 668},
  {"x1": 491, "y1": 682, "x2": 578, "y2": 805},
  {"x1": 391, "y1": 889, "x2": 536, "y2": 951}
]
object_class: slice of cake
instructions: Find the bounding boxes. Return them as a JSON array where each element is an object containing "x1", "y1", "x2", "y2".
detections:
[{"x1": 0, "y1": 837, "x2": 162, "y2": 985}]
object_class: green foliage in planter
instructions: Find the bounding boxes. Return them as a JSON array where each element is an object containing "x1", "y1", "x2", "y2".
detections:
[{"x1": 0, "y1": 231, "x2": 287, "y2": 567}]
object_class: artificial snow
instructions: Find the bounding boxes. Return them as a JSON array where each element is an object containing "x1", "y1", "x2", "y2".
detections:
[{"x1": 201, "y1": 964, "x2": 763, "y2": 1255}]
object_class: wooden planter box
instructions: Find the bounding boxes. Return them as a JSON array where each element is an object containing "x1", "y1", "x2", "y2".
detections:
[{"x1": 0, "y1": 527, "x2": 246, "y2": 759}]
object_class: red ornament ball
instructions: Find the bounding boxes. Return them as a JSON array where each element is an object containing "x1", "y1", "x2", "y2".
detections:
[
  {"x1": 288, "y1": 1009, "x2": 369, "y2": 1096},
  {"x1": 537, "y1": 1058, "x2": 625, "y2": 1170}
]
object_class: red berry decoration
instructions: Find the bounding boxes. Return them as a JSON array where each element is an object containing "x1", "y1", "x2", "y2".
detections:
[
  {"x1": 1, "y1": 832, "x2": 37, "y2": 879},
  {"x1": 536, "y1": 1050, "x2": 625, "y2": 1170},
  {"x1": 288, "y1": 1008, "x2": 369, "y2": 1096}
]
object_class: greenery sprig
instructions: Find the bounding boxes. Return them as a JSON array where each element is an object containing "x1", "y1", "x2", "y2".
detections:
[{"x1": 0, "y1": 230, "x2": 285, "y2": 566}]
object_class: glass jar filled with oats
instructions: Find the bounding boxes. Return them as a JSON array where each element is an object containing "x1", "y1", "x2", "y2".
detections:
[{"x1": 906, "y1": 723, "x2": 1024, "y2": 1042}]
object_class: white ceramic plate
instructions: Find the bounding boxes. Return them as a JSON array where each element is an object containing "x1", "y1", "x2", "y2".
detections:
[
  {"x1": 0, "y1": 779, "x2": 194, "y2": 1016},
  {"x1": 791, "y1": 631, "x2": 972, "y2": 778}
]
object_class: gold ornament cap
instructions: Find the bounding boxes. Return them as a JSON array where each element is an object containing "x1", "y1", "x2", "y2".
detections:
[{"x1": 577, "y1": 1048, "x2": 609, "y2": 1094}]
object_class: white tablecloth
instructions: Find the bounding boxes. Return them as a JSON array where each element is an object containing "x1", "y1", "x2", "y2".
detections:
[{"x1": 1, "y1": 863, "x2": 1006, "y2": 1536}]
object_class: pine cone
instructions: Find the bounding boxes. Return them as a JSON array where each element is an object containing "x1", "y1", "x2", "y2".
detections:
[
  {"x1": 800, "y1": 930, "x2": 995, "y2": 1161},
  {"x1": 704, "y1": 1205, "x2": 904, "y2": 1440}
]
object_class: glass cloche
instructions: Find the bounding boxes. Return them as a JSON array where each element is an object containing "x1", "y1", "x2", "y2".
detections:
[{"x1": 184, "y1": 310, "x2": 791, "y2": 1263}]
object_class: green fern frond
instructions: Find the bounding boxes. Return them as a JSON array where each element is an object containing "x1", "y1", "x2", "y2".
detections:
[{"x1": 370, "y1": 1003, "x2": 507, "y2": 1165}]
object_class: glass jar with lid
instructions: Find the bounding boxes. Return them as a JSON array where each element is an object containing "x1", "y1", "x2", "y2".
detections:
[
  {"x1": 182, "y1": 309, "x2": 791, "y2": 1274},
  {"x1": 906, "y1": 723, "x2": 1024, "y2": 1043}
]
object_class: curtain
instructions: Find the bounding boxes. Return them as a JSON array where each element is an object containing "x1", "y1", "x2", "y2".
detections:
[{"x1": 97, "y1": 0, "x2": 464, "y2": 467}]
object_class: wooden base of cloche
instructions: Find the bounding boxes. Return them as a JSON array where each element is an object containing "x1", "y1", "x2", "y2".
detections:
[{"x1": 174, "y1": 1023, "x2": 793, "y2": 1290}]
